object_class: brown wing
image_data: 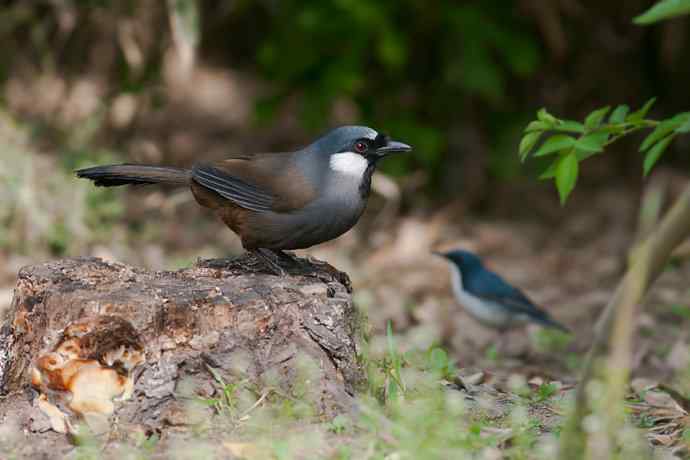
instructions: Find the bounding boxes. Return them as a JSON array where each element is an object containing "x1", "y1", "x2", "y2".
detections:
[{"x1": 191, "y1": 153, "x2": 317, "y2": 213}]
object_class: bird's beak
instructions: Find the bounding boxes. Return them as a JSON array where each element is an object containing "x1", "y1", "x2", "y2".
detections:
[{"x1": 375, "y1": 139, "x2": 412, "y2": 157}]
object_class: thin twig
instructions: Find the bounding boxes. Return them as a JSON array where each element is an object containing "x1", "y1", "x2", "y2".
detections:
[{"x1": 237, "y1": 389, "x2": 271, "y2": 420}]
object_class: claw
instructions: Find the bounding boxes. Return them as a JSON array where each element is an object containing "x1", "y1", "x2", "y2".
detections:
[{"x1": 250, "y1": 249, "x2": 288, "y2": 276}]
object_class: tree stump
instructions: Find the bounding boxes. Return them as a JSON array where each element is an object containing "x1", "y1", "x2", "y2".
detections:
[{"x1": 0, "y1": 255, "x2": 364, "y2": 453}]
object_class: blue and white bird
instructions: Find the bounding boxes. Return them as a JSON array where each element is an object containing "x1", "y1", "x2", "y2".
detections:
[{"x1": 435, "y1": 249, "x2": 569, "y2": 333}]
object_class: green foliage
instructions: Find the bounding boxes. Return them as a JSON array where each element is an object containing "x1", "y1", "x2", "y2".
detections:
[
  {"x1": 520, "y1": 4, "x2": 690, "y2": 204},
  {"x1": 428, "y1": 347, "x2": 457, "y2": 380},
  {"x1": 554, "y1": 152, "x2": 578, "y2": 205},
  {"x1": 641, "y1": 112, "x2": 690, "y2": 175},
  {"x1": 663, "y1": 303, "x2": 690, "y2": 320},
  {"x1": 518, "y1": 99, "x2": 690, "y2": 203},
  {"x1": 634, "y1": 0, "x2": 690, "y2": 24},
  {"x1": 0, "y1": 114, "x2": 126, "y2": 256},
  {"x1": 203, "y1": 365, "x2": 242, "y2": 416},
  {"x1": 385, "y1": 320, "x2": 406, "y2": 402},
  {"x1": 531, "y1": 328, "x2": 573, "y2": 353},
  {"x1": 255, "y1": 0, "x2": 541, "y2": 176},
  {"x1": 328, "y1": 414, "x2": 351, "y2": 434},
  {"x1": 532, "y1": 383, "x2": 559, "y2": 402},
  {"x1": 485, "y1": 344, "x2": 499, "y2": 362}
]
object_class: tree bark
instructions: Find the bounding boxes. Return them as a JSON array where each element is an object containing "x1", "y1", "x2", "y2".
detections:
[{"x1": 0, "y1": 255, "x2": 364, "y2": 453}]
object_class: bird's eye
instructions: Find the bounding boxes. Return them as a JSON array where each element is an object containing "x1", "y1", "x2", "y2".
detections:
[{"x1": 354, "y1": 141, "x2": 367, "y2": 154}]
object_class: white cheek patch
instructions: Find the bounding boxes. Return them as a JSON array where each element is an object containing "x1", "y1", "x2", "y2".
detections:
[{"x1": 329, "y1": 152, "x2": 368, "y2": 177}]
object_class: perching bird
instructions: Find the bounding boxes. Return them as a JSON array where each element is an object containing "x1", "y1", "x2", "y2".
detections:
[
  {"x1": 435, "y1": 250, "x2": 569, "y2": 333},
  {"x1": 76, "y1": 126, "x2": 411, "y2": 274}
]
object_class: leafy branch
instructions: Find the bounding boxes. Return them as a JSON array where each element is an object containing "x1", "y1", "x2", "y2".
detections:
[
  {"x1": 519, "y1": 100, "x2": 690, "y2": 203},
  {"x1": 521, "y1": 2, "x2": 690, "y2": 457}
]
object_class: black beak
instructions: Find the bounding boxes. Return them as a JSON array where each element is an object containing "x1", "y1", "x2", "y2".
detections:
[{"x1": 375, "y1": 139, "x2": 412, "y2": 157}]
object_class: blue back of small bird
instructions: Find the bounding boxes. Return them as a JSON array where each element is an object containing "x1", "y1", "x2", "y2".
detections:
[
  {"x1": 465, "y1": 269, "x2": 538, "y2": 310},
  {"x1": 449, "y1": 251, "x2": 540, "y2": 315}
]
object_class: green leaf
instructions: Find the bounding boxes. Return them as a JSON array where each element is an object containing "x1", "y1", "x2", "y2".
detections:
[
  {"x1": 524, "y1": 120, "x2": 550, "y2": 132},
  {"x1": 627, "y1": 98, "x2": 656, "y2": 122},
  {"x1": 519, "y1": 131, "x2": 542, "y2": 160},
  {"x1": 585, "y1": 106, "x2": 611, "y2": 129},
  {"x1": 576, "y1": 132, "x2": 609, "y2": 152},
  {"x1": 609, "y1": 105, "x2": 630, "y2": 124},
  {"x1": 556, "y1": 120, "x2": 586, "y2": 133},
  {"x1": 640, "y1": 119, "x2": 681, "y2": 151},
  {"x1": 634, "y1": 0, "x2": 690, "y2": 25},
  {"x1": 537, "y1": 108, "x2": 558, "y2": 125},
  {"x1": 387, "y1": 378, "x2": 399, "y2": 401},
  {"x1": 555, "y1": 152, "x2": 578, "y2": 204},
  {"x1": 539, "y1": 161, "x2": 557, "y2": 179},
  {"x1": 643, "y1": 135, "x2": 674, "y2": 176},
  {"x1": 386, "y1": 320, "x2": 396, "y2": 363},
  {"x1": 671, "y1": 113, "x2": 690, "y2": 133},
  {"x1": 597, "y1": 124, "x2": 628, "y2": 135},
  {"x1": 676, "y1": 117, "x2": 690, "y2": 133},
  {"x1": 575, "y1": 147, "x2": 604, "y2": 162},
  {"x1": 533, "y1": 135, "x2": 576, "y2": 157},
  {"x1": 429, "y1": 348, "x2": 449, "y2": 371}
]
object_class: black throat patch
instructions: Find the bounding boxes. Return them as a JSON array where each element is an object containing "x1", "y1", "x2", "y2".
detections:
[{"x1": 359, "y1": 162, "x2": 377, "y2": 198}]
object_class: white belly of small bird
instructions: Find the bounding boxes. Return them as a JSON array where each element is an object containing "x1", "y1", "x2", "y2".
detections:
[{"x1": 449, "y1": 264, "x2": 517, "y2": 329}]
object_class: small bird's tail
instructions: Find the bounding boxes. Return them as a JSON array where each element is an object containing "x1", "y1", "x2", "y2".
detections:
[
  {"x1": 76, "y1": 164, "x2": 191, "y2": 187},
  {"x1": 533, "y1": 314, "x2": 570, "y2": 334}
]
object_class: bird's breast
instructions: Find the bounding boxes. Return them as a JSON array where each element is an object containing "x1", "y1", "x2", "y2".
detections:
[
  {"x1": 242, "y1": 189, "x2": 367, "y2": 250},
  {"x1": 455, "y1": 291, "x2": 515, "y2": 329},
  {"x1": 449, "y1": 265, "x2": 515, "y2": 329}
]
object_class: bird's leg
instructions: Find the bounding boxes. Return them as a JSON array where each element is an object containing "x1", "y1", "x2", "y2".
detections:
[
  {"x1": 495, "y1": 334, "x2": 506, "y2": 358},
  {"x1": 276, "y1": 250, "x2": 314, "y2": 271},
  {"x1": 250, "y1": 248, "x2": 287, "y2": 276},
  {"x1": 275, "y1": 250, "x2": 321, "y2": 276}
]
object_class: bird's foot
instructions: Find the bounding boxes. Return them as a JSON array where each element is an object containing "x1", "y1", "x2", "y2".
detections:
[
  {"x1": 274, "y1": 250, "x2": 300, "y2": 264},
  {"x1": 250, "y1": 249, "x2": 288, "y2": 276},
  {"x1": 275, "y1": 251, "x2": 315, "y2": 272}
]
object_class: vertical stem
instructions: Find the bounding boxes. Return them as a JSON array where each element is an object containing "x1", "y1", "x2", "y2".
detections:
[{"x1": 558, "y1": 183, "x2": 690, "y2": 460}]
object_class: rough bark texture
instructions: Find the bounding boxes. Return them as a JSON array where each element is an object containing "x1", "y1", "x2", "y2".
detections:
[{"x1": 0, "y1": 255, "x2": 364, "y2": 455}]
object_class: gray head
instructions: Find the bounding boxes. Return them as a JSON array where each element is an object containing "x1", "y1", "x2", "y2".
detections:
[
  {"x1": 436, "y1": 249, "x2": 484, "y2": 273},
  {"x1": 308, "y1": 125, "x2": 412, "y2": 164}
]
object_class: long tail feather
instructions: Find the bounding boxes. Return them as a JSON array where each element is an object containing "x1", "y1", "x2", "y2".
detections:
[
  {"x1": 533, "y1": 314, "x2": 570, "y2": 333},
  {"x1": 76, "y1": 164, "x2": 191, "y2": 187}
]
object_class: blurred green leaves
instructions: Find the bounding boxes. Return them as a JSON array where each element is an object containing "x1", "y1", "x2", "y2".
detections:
[
  {"x1": 640, "y1": 112, "x2": 690, "y2": 175},
  {"x1": 516, "y1": 99, "x2": 690, "y2": 203},
  {"x1": 254, "y1": 0, "x2": 541, "y2": 176},
  {"x1": 634, "y1": 0, "x2": 690, "y2": 24},
  {"x1": 445, "y1": 5, "x2": 539, "y2": 103},
  {"x1": 522, "y1": 1, "x2": 690, "y2": 205}
]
